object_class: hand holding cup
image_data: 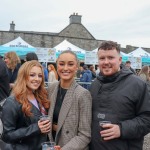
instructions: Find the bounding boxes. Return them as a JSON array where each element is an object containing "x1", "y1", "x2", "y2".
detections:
[
  {"x1": 99, "y1": 121, "x2": 121, "y2": 141},
  {"x1": 38, "y1": 115, "x2": 51, "y2": 134},
  {"x1": 99, "y1": 121, "x2": 111, "y2": 141},
  {"x1": 99, "y1": 121, "x2": 111, "y2": 131}
]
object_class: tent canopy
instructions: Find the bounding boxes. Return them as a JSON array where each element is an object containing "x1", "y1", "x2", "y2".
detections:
[
  {"x1": 128, "y1": 47, "x2": 150, "y2": 57},
  {"x1": 2, "y1": 36, "x2": 34, "y2": 48},
  {"x1": 92, "y1": 48, "x2": 98, "y2": 52},
  {"x1": 54, "y1": 40, "x2": 85, "y2": 61},
  {"x1": 0, "y1": 36, "x2": 35, "y2": 56},
  {"x1": 120, "y1": 51, "x2": 129, "y2": 56}
]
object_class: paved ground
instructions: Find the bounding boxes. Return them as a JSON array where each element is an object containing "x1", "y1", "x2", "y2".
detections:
[{"x1": 143, "y1": 133, "x2": 150, "y2": 150}]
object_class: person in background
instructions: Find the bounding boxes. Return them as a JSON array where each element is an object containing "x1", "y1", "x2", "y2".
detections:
[
  {"x1": 48, "y1": 64, "x2": 58, "y2": 83},
  {"x1": 95, "y1": 67, "x2": 100, "y2": 76},
  {"x1": 138, "y1": 65, "x2": 150, "y2": 82},
  {"x1": 89, "y1": 65, "x2": 96, "y2": 80},
  {"x1": 76, "y1": 66, "x2": 83, "y2": 78},
  {"x1": 2, "y1": 60, "x2": 51, "y2": 150},
  {"x1": 90, "y1": 41, "x2": 150, "y2": 150},
  {"x1": 135, "y1": 69, "x2": 141, "y2": 75},
  {"x1": 4, "y1": 51, "x2": 21, "y2": 91},
  {"x1": 42, "y1": 63, "x2": 49, "y2": 82},
  {"x1": 48, "y1": 50, "x2": 92, "y2": 150},
  {"x1": 138, "y1": 65, "x2": 150, "y2": 150},
  {"x1": 0, "y1": 55, "x2": 9, "y2": 101},
  {"x1": 125, "y1": 60, "x2": 136, "y2": 75},
  {"x1": 80, "y1": 65, "x2": 92, "y2": 90},
  {"x1": 26, "y1": 52, "x2": 38, "y2": 61}
]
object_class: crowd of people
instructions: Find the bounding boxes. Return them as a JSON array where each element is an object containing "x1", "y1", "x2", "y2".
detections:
[{"x1": 0, "y1": 40, "x2": 150, "y2": 150}]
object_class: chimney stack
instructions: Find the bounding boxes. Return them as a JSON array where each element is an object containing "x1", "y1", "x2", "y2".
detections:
[
  {"x1": 9, "y1": 21, "x2": 15, "y2": 31},
  {"x1": 69, "y1": 13, "x2": 82, "y2": 24}
]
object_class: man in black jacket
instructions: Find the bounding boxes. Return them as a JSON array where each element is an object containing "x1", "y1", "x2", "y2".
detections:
[
  {"x1": 0, "y1": 55, "x2": 10, "y2": 150},
  {"x1": 125, "y1": 60, "x2": 136, "y2": 75},
  {"x1": 90, "y1": 41, "x2": 150, "y2": 150},
  {"x1": 0, "y1": 55, "x2": 9, "y2": 101}
]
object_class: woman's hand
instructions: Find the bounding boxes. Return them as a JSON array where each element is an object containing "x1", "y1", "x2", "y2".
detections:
[
  {"x1": 55, "y1": 145, "x2": 61, "y2": 150},
  {"x1": 38, "y1": 120, "x2": 51, "y2": 133}
]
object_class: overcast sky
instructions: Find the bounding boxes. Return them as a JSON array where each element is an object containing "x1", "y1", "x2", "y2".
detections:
[{"x1": 0, "y1": 0, "x2": 150, "y2": 48}]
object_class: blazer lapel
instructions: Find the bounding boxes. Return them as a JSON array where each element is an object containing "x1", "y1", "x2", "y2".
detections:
[
  {"x1": 48, "y1": 82, "x2": 59, "y2": 140},
  {"x1": 56, "y1": 80, "x2": 78, "y2": 136}
]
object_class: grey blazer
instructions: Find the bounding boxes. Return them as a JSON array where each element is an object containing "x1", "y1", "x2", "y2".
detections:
[{"x1": 48, "y1": 80, "x2": 92, "y2": 150}]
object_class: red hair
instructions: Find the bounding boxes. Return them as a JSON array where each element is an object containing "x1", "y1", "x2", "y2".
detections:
[{"x1": 12, "y1": 60, "x2": 50, "y2": 116}]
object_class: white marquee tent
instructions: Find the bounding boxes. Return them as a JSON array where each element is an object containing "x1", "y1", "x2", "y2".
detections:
[
  {"x1": 0, "y1": 36, "x2": 35, "y2": 56},
  {"x1": 120, "y1": 51, "x2": 129, "y2": 56},
  {"x1": 2, "y1": 36, "x2": 34, "y2": 48},
  {"x1": 92, "y1": 48, "x2": 98, "y2": 52},
  {"x1": 54, "y1": 40, "x2": 85, "y2": 61},
  {"x1": 128, "y1": 47, "x2": 150, "y2": 57}
]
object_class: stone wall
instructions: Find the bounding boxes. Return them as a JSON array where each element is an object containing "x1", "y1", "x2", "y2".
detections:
[
  {"x1": 0, "y1": 13, "x2": 150, "y2": 53},
  {"x1": 0, "y1": 30, "x2": 102, "y2": 51}
]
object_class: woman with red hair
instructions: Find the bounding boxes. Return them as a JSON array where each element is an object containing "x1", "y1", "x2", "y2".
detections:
[{"x1": 2, "y1": 60, "x2": 51, "y2": 150}]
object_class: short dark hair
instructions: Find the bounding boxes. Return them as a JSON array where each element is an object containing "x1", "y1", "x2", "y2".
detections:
[
  {"x1": 26, "y1": 52, "x2": 38, "y2": 61},
  {"x1": 98, "y1": 41, "x2": 120, "y2": 53},
  {"x1": 0, "y1": 55, "x2": 3, "y2": 59},
  {"x1": 83, "y1": 65, "x2": 88, "y2": 70},
  {"x1": 125, "y1": 61, "x2": 131, "y2": 64}
]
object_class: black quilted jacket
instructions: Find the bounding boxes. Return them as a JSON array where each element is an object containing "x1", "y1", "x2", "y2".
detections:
[
  {"x1": 2, "y1": 96, "x2": 48, "y2": 150},
  {"x1": 90, "y1": 65, "x2": 150, "y2": 150}
]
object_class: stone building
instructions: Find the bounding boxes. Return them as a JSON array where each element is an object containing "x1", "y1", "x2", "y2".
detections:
[{"x1": 0, "y1": 13, "x2": 150, "y2": 53}]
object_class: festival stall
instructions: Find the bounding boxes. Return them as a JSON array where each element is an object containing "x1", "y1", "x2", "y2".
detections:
[
  {"x1": 35, "y1": 47, "x2": 56, "y2": 63},
  {"x1": 0, "y1": 36, "x2": 36, "y2": 57},
  {"x1": 128, "y1": 47, "x2": 150, "y2": 67},
  {"x1": 54, "y1": 40, "x2": 85, "y2": 61},
  {"x1": 128, "y1": 47, "x2": 150, "y2": 57}
]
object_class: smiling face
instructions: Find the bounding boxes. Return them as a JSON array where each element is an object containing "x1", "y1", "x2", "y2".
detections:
[
  {"x1": 57, "y1": 53, "x2": 78, "y2": 85},
  {"x1": 26, "y1": 66, "x2": 43, "y2": 92},
  {"x1": 98, "y1": 48, "x2": 122, "y2": 76}
]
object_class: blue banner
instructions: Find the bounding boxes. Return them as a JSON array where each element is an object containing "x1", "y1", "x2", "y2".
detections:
[
  {"x1": 122, "y1": 56, "x2": 150, "y2": 65},
  {"x1": 0, "y1": 46, "x2": 36, "y2": 56}
]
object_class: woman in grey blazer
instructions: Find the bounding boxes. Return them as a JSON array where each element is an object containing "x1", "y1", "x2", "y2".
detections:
[{"x1": 48, "y1": 50, "x2": 92, "y2": 150}]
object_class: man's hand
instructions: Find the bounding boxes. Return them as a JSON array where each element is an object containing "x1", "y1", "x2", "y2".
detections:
[{"x1": 100, "y1": 124, "x2": 121, "y2": 141}]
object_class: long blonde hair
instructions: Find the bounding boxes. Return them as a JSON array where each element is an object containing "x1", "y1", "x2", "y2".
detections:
[
  {"x1": 12, "y1": 60, "x2": 50, "y2": 116},
  {"x1": 5, "y1": 51, "x2": 20, "y2": 69},
  {"x1": 138, "y1": 66, "x2": 150, "y2": 81}
]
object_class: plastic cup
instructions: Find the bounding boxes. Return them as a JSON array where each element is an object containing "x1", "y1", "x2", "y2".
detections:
[
  {"x1": 39, "y1": 115, "x2": 50, "y2": 121},
  {"x1": 99, "y1": 121, "x2": 111, "y2": 130},
  {"x1": 41, "y1": 142, "x2": 55, "y2": 150},
  {"x1": 99, "y1": 121, "x2": 111, "y2": 141}
]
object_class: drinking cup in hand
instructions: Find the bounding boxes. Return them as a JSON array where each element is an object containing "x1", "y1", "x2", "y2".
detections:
[
  {"x1": 39, "y1": 115, "x2": 50, "y2": 121},
  {"x1": 99, "y1": 121, "x2": 111, "y2": 131},
  {"x1": 99, "y1": 121, "x2": 111, "y2": 141},
  {"x1": 42, "y1": 142, "x2": 55, "y2": 150}
]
